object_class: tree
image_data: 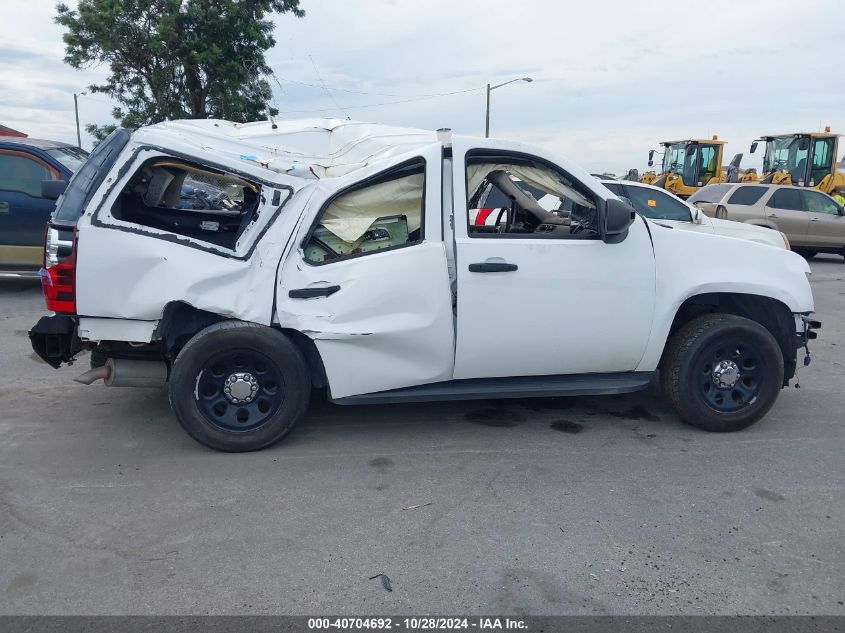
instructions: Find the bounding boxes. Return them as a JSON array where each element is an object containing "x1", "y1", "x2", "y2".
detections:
[{"x1": 56, "y1": 0, "x2": 304, "y2": 139}]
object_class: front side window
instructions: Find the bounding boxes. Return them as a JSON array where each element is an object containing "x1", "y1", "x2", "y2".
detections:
[
  {"x1": 466, "y1": 156, "x2": 598, "y2": 238},
  {"x1": 803, "y1": 191, "x2": 840, "y2": 215},
  {"x1": 727, "y1": 185, "x2": 767, "y2": 206},
  {"x1": 0, "y1": 151, "x2": 57, "y2": 196},
  {"x1": 768, "y1": 188, "x2": 804, "y2": 211},
  {"x1": 304, "y1": 162, "x2": 424, "y2": 264},
  {"x1": 623, "y1": 186, "x2": 691, "y2": 221}
]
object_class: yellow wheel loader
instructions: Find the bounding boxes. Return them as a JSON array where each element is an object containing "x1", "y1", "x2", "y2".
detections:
[
  {"x1": 747, "y1": 130, "x2": 844, "y2": 194},
  {"x1": 639, "y1": 138, "x2": 735, "y2": 199}
]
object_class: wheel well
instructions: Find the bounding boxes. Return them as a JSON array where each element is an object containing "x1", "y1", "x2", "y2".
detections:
[
  {"x1": 666, "y1": 293, "x2": 797, "y2": 383},
  {"x1": 155, "y1": 302, "x2": 327, "y2": 388}
]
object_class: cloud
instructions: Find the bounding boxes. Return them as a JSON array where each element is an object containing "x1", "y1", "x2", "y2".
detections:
[{"x1": 2, "y1": 0, "x2": 843, "y2": 174}]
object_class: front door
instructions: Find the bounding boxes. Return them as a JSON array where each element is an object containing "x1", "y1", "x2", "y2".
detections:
[
  {"x1": 451, "y1": 140, "x2": 656, "y2": 379},
  {"x1": 0, "y1": 150, "x2": 59, "y2": 268},
  {"x1": 803, "y1": 189, "x2": 845, "y2": 248},
  {"x1": 764, "y1": 188, "x2": 809, "y2": 246},
  {"x1": 274, "y1": 144, "x2": 455, "y2": 399}
]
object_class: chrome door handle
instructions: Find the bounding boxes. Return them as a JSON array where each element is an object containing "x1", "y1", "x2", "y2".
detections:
[
  {"x1": 0, "y1": 201, "x2": 9, "y2": 215},
  {"x1": 810, "y1": 218, "x2": 821, "y2": 222}
]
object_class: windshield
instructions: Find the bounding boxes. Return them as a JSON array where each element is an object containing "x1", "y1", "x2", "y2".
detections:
[
  {"x1": 687, "y1": 183, "x2": 734, "y2": 204},
  {"x1": 661, "y1": 143, "x2": 688, "y2": 175},
  {"x1": 625, "y1": 185, "x2": 691, "y2": 221},
  {"x1": 661, "y1": 142, "x2": 717, "y2": 187},
  {"x1": 763, "y1": 135, "x2": 809, "y2": 182},
  {"x1": 46, "y1": 147, "x2": 89, "y2": 172}
]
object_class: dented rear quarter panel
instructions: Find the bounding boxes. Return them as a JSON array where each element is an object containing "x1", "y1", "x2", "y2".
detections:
[{"x1": 74, "y1": 137, "x2": 312, "y2": 325}]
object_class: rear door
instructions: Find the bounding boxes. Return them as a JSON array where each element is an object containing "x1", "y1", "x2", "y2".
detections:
[
  {"x1": 764, "y1": 188, "x2": 809, "y2": 245},
  {"x1": 803, "y1": 190, "x2": 845, "y2": 248},
  {"x1": 0, "y1": 149, "x2": 60, "y2": 268},
  {"x1": 450, "y1": 140, "x2": 656, "y2": 379},
  {"x1": 274, "y1": 144, "x2": 455, "y2": 399}
]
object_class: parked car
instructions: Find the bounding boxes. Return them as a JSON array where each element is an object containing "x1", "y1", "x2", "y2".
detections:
[
  {"x1": 0, "y1": 138, "x2": 89, "y2": 276},
  {"x1": 600, "y1": 180, "x2": 789, "y2": 250},
  {"x1": 688, "y1": 183, "x2": 845, "y2": 259},
  {"x1": 29, "y1": 121, "x2": 819, "y2": 452}
]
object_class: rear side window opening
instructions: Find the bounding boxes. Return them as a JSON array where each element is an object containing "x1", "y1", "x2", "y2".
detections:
[
  {"x1": 727, "y1": 185, "x2": 767, "y2": 206},
  {"x1": 111, "y1": 158, "x2": 262, "y2": 250}
]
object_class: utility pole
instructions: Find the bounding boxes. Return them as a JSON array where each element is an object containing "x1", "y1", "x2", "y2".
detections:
[
  {"x1": 484, "y1": 77, "x2": 533, "y2": 138},
  {"x1": 74, "y1": 93, "x2": 82, "y2": 149}
]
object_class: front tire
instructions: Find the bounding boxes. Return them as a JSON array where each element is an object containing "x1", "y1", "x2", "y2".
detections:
[
  {"x1": 169, "y1": 321, "x2": 311, "y2": 452},
  {"x1": 661, "y1": 314, "x2": 783, "y2": 432}
]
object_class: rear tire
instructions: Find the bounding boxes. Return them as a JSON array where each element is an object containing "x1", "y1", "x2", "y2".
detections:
[
  {"x1": 169, "y1": 321, "x2": 311, "y2": 452},
  {"x1": 661, "y1": 314, "x2": 783, "y2": 432}
]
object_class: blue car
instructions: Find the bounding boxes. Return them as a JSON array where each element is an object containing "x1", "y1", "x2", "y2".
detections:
[{"x1": 0, "y1": 137, "x2": 88, "y2": 276}]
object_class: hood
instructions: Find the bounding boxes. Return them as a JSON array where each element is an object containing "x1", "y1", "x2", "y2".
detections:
[{"x1": 708, "y1": 217, "x2": 787, "y2": 249}]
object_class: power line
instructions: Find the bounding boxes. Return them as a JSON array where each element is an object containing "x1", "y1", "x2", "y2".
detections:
[
  {"x1": 272, "y1": 72, "x2": 491, "y2": 99},
  {"x1": 275, "y1": 86, "x2": 484, "y2": 115},
  {"x1": 308, "y1": 55, "x2": 350, "y2": 120}
]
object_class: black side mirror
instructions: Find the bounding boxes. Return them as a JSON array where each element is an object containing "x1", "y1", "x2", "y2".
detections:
[
  {"x1": 647, "y1": 149, "x2": 654, "y2": 167},
  {"x1": 750, "y1": 141, "x2": 758, "y2": 154},
  {"x1": 603, "y1": 198, "x2": 636, "y2": 243},
  {"x1": 41, "y1": 180, "x2": 68, "y2": 200}
]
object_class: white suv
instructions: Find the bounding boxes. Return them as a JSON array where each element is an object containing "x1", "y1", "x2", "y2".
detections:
[{"x1": 30, "y1": 120, "x2": 819, "y2": 451}]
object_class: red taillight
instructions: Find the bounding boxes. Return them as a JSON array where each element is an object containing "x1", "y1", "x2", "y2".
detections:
[{"x1": 40, "y1": 223, "x2": 77, "y2": 314}]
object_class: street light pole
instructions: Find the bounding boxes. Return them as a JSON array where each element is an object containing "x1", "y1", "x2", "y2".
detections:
[
  {"x1": 484, "y1": 77, "x2": 533, "y2": 138},
  {"x1": 485, "y1": 83, "x2": 491, "y2": 138},
  {"x1": 73, "y1": 93, "x2": 82, "y2": 149}
]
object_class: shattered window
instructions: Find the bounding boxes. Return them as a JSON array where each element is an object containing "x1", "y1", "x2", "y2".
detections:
[
  {"x1": 467, "y1": 157, "x2": 598, "y2": 238},
  {"x1": 111, "y1": 158, "x2": 265, "y2": 250},
  {"x1": 303, "y1": 161, "x2": 424, "y2": 263}
]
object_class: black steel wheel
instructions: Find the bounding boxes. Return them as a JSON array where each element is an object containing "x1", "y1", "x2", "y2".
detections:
[
  {"x1": 169, "y1": 321, "x2": 311, "y2": 452},
  {"x1": 662, "y1": 313, "x2": 783, "y2": 432},
  {"x1": 697, "y1": 338, "x2": 766, "y2": 413},
  {"x1": 195, "y1": 349, "x2": 285, "y2": 432}
]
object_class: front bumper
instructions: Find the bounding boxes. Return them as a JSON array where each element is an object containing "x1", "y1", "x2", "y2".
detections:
[
  {"x1": 29, "y1": 315, "x2": 80, "y2": 368},
  {"x1": 797, "y1": 314, "x2": 821, "y2": 367}
]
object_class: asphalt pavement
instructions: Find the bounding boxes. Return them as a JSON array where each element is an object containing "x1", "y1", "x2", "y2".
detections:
[{"x1": 1, "y1": 257, "x2": 843, "y2": 615}]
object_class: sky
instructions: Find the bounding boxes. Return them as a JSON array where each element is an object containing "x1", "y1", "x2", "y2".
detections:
[{"x1": 1, "y1": 0, "x2": 844, "y2": 174}]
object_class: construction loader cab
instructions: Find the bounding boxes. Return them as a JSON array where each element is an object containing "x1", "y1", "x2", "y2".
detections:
[
  {"x1": 753, "y1": 132, "x2": 844, "y2": 193},
  {"x1": 648, "y1": 139, "x2": 726, "y2": 199}
]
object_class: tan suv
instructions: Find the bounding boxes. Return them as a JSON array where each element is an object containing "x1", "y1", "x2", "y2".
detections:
[{"x1": 688, "y1": 183, "x2": 845, "y2": 259}]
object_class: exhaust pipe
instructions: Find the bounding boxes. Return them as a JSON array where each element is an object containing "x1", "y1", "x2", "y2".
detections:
[
  {"x1": 74, "y1": 365, "x2": 109, "y2": 385},
  {"x1": 74, "y1": 358, "x2": 168, "y2": 388}
]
